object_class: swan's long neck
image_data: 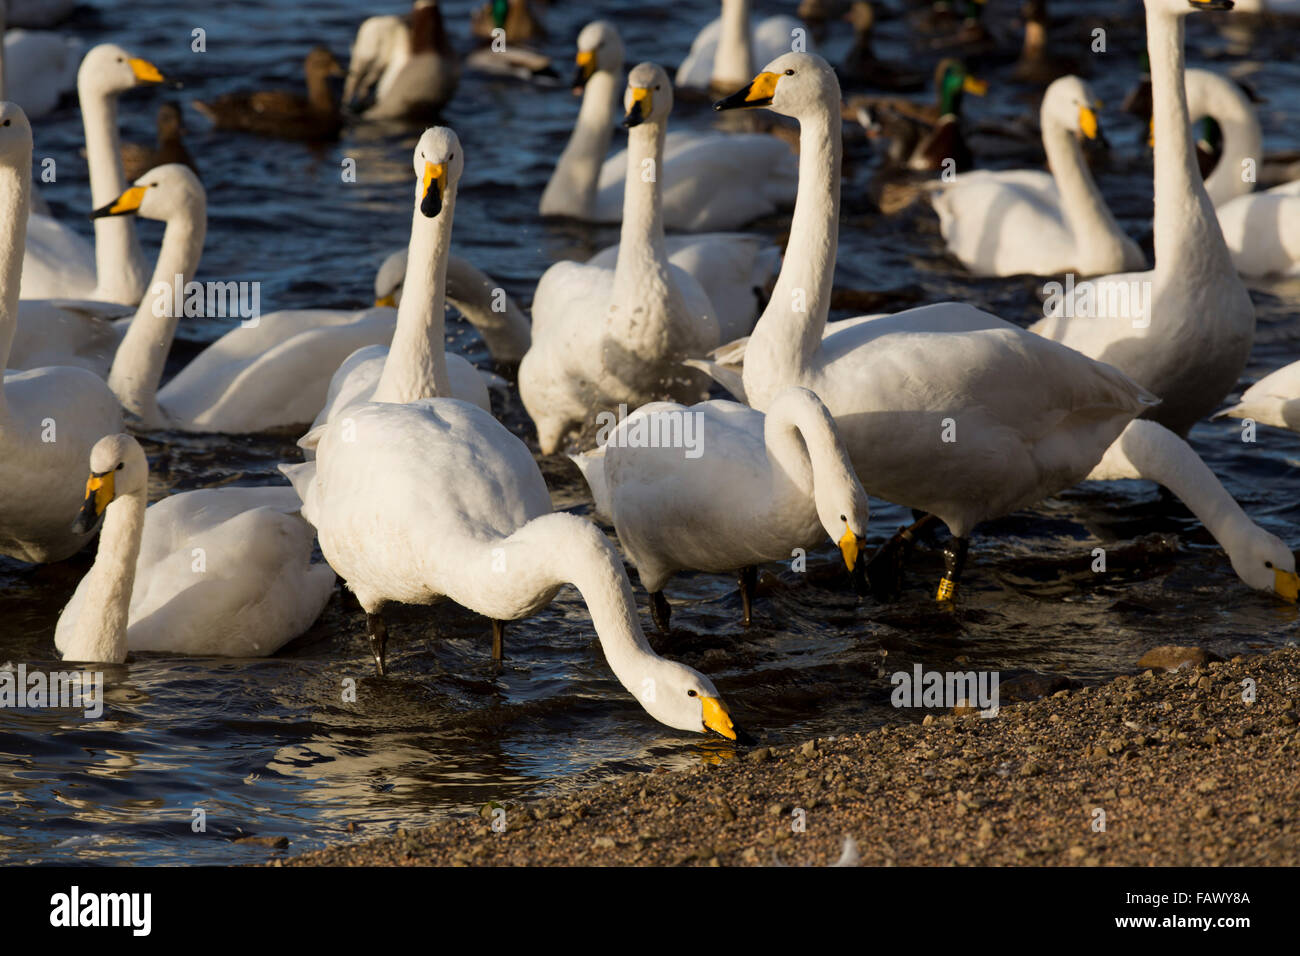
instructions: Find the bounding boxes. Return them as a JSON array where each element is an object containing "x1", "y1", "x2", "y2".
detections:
[
  {"x1": 1041, "y1": 116, "x2": 1130, "y2": 269},
  {"x1": 0, "y1": 152, "x2": 30, "y2": 386},
  {"x1": 715, "y1": 0, "x2": 755, "y2": 89},
  {"x1": 1107, "y1": 420, "x2": 1258, "y2": 565},
  {"x1": 609, "y1": 119, "x2": 683, "y2": 345},
  {"x1": 62, "y1": 489, "x2": 147, "y2": 665},
  {"x1": 765, "y1": 391, "x2": 859, "y2": 516},
  {"x1": 81, "y1": 87, "x2": 147, "y2": 303},
  {"x1": 373, "y1": 184, "x2": 456, "y2": 404},
  {"x1": 743, "y1": 93, "x2": 840, "y2": 410},
  {"x1": 106, "y1": 204, "x2": 207, "y2": 426},
  {"x1": 1146, "y1": 7, "x2": 1231, "y2": 273},
  {"x1": 1190, "y1": 73, "x2": 1261, "y2": 207},
  {"x1": 442, "y1": 255, "x2": 531, "y2": 363},
  {"x1": 483, "y1": 513, "x2": 667, "y2": 700},
  {"x1": 540, "y1": 67, "x2": 619, "y2": 217}
]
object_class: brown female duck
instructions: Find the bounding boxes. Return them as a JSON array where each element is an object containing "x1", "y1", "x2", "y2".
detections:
[{"x1": 193, "y1": 46, "x2": 344, "y2": 141}]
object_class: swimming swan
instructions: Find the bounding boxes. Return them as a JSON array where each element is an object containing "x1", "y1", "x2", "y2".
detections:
[
  {"x1": 0, "y1": 103, "x2": 125, "y2": 564},
  {"x1": 676, "y1": 0, "x2": 810, "y2": 92},
  {"x1": 89, "y1": 161, "x2": 489, "y2": 433},
  {"x1": 20, "y1": 44, "x2": 164, "y2": 303},
  {"x1": 55, "y1": 434, "x2": 335, "y2": 663},
  {"x1": 522, "y1": 63, "x2": 721, "y2": 454},
  {"x1": 539, "y1": 21, "x2": 797, "y2": 231},
  {"x1": 929, "y1": 75, "x2": 1146, "y2": 277}
]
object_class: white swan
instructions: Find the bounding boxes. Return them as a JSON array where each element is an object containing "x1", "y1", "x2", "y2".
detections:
[
  {"x1": 0, "y1": 103, "x2": 124, "y2": 564},
  {"x1": 308, "y1": 128, "x2": 491, "y2": 433},
  {"x1": 291, "y1": 398, "x2": 744, "y2": 739},
  {"x1": 373, "y1": 249, "x2": 532, "y2": 363},
  {"x1": 712, "y1": 54, "x2": 1154, "y2": 600},
  {"x1": 522, "y1": 64, "x2": 721, "y2": 454},
  {"x1": 676, "y1": 0, "x2": 809, "y2": 92},
  {"x1": 570, "y1": 387, "x2": 869, "y2": 630},
  {"x1": 1217, "y1": 361, "x2": 1300, "y2": 432},
  {"x1": 1184, "y1": 68, "x2": 1261, "y2": 208},
  {"x1": 20, "y1": 44, "x2": 164, "y2": 303},
  {"x1": 539, "y1": 21, "x2": 797, "y2": 231},
  {"x1": 929, "y1": 75, "x2": 1146, "y2": 277},
  {"x1": 55, "y1": 434, "x2": 335, "y2": 663},
  {"x1": 1087, "y1": 420, "x2": 1299, "y2": 601},
  {"x1": 0, "y1": 1, "x2": 82, "y2": 120},
  {"x1": 342, "y1": 0, "x2": 459, "y2": 120},
  {"x1": 89, "y1": 161, "x2": 489, "y2": 433},
  {"x1": 1029, "y1": 0, "x2": 1253, "y2": 439}
]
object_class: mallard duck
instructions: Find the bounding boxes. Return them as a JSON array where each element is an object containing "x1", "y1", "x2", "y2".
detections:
[{"x1": 193, "y1": 46, "x2": 344, "y2": 141}]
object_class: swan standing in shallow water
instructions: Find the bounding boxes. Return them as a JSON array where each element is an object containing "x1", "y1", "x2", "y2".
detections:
[
  {"x1": 87, "y1": 161, "x2": 490, "y2": 433},
  {"x1": 1030, "y1": 0, "x2": 1254, "y2": 438},
  {"x1": 0, "y1": 103, "x2": 124, "y2": 564},
  {"x1": 929, "y1": 75, "x2": 1146, "y2": 277},
  {"x1": 20, "y1": 44, "x2": 165, "y2": 303},
  {"x1": 711, "y1": 54, "x2": 1154, "y2": 601},
  {"x1": 676, "y1": 0, "x2": 809, "y2": 92},
  {"x1": 571, "y1": 387, "x2": 870, "y2": 631},
  {"x1": 1087, "y1": 420, "x2": 1299, "y2": 601},
  {"x1": 539, "y1": 21, "x2": 797, "y2": 231},
  {"x1": 522, "y1": 63, "x2": 721, "y2": 454},
  {"x1": 55, "y1": 435, "x2": 335, "y2": 663}
]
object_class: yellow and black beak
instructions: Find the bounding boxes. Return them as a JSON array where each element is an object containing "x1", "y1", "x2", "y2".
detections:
[
  {"x1": 701, "y1": 695, "x2": 755, "y2": 745},
  {"x1": 129, "y1": 58, "x2": 165, "y2": 85},
  {"x1": 72, "y1": 470, "x2": 115, "y2": 535},
  {"x1": 714, "y1": 71, "x2": 780, "y2": 111},
  {"x1": 623, "y1": 86, "x2": 652, "y2": 128},
  {"x1": 1188, "y1": 0, "x2": 1234, "y2": 10},
  {"x1": 91, "y1": 185, "x2": 147, "y2": 219},
  {"x1": 420, "y1": 161, "x2": 446, "y2": 218},
  {"x1": 374, "y1": 293, "x2": 396, "y2": 308},
  {"x1": 1274, "y1": 568, "x2": 1300, "y2": 603},
  {"x1": 572, "y1": 49, "x2": 596, "y2": 91}
]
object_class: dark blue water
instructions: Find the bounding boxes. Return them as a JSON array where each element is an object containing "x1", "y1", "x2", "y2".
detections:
[{"x1": 1, "y1": 0, "x2": 1298, "y2": 865}]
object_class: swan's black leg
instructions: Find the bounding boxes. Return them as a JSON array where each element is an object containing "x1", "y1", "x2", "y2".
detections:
[
  {"x1": 865, "y1": 513, "x2": 939, "y2": 600},
  {"x1": 366, "y1": 612, "x2": 389, "y2": 676},
  {"x1": 650, "y1": 591, "x2": 672, "y2": 634},
  {"x1": 738, "y1": 566, "x2": 758, "y2": 626},
  {"x1": 937, "y1": 537, "x2": 970, "y2": 602},
  {"x1": 491, "y1": 620, "x2": 506, "y2": 662}
]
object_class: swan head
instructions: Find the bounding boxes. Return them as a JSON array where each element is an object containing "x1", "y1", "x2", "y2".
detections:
[
  {"x1": 1228, "y1": 528, "x2": 1299, "y2": 603},
  {"x1": 572, "y1": 20, "x2": 622, "y2": 91},
  {"x1": 0, "y1": 102, "x2": 33, "y2": 164},
  {"x1": 90, "y1": 163, "x2": 205, "y2": 224},
  {"x1": 374, "y1": 249, "x2": 406, "y2": 307},
  {"x1": 641, "y1": 658, "x2": 751, "y2": 742},
  {"x1": 622, "y1": 62, "x2": 672, "y2": 128},
  {"x1": 412, "y1": 126, "x2": 463, "y2": 219},
  {"x1": 712, "y1": 52, "x2": 840, "y2": 117},
  {"x1": 1042, "y1": 75, "x2": 1105, "y2": 143},
  {"x1": 78, "y1": 44, "x2": 166, "y2": 97},
  {"x1": 71, "y1": 434, "x2": 148, "y2": 535}
]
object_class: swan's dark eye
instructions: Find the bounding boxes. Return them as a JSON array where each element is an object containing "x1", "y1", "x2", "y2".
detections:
[
  {"x1": 840, "y1": 514, "x2": 846, "y2": 522},
  {"x1": 687, "y1": 689, "x2": 697, "y2": 697},
  {"x1": 115, "y1": 462, "x2": 124, "y2": 471},
  {"x1": 1, "y1": 120, "x2": 8, "y2": 127},
  {"x1": 149, "y1": 182, "x2": 158, "y2": 187},
  {"x1": 784, "y1": 69, "x2": 795, "y2": 76},
  {"x1": 1265, "y1": 561, "x2": 1274, "y2": 569}
]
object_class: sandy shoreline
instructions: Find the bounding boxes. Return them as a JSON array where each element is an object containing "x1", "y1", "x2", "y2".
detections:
[{"x1": 277, "y1": 646, "x2": 1300, "y2": 867}]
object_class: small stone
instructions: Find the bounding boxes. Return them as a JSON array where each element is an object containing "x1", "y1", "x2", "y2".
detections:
[
  {"x1": 922, "y1": 714, "x2": 936, "y2": 727},
  {"x1": 800, "y1": 739, "x2": 818, "y2": 758},
  {"x1": 1136, "y1": 646, "x2": 1221, "y2": 671},
  {"x1": 558, "y1": 815, "x2": 576, "y2": 828},
  {"x1": 1020, "y1": 761, "x2": 1043, "y2": 777},
  {"x1": 234, "y1": 835, "x2": 288, "y2": 849},
  {"x1": 593, "y1": 836, "x2": 615, "y2": 850},
  {"x1": 767, "y1": 802, "x2": 789, "y2": 817},
  {"x1": 748, "y1": 747, "x2": 772, "y2": 764}
]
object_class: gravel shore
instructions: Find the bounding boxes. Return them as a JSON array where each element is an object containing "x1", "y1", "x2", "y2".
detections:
[{"x1": 279, "y1": 645, "x2": 1300, "y2": 867}]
